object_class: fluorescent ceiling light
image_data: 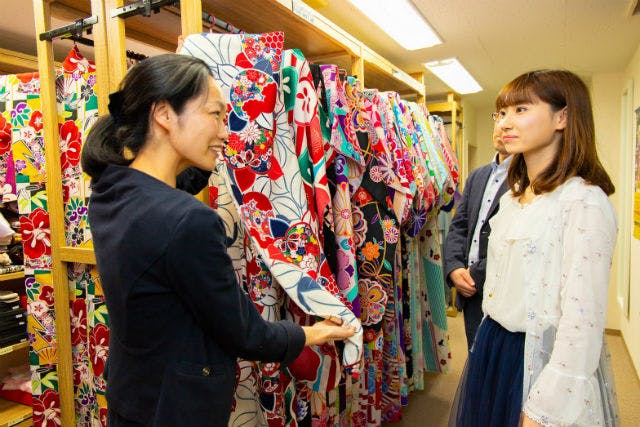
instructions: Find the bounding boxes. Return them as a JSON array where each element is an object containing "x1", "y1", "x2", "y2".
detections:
[
  {"x1": 348, "y1": 0, "x2": 442, "y2": 50},
  {"x1": 424, "y1": 58, "x2": 482, "y2": 94}
]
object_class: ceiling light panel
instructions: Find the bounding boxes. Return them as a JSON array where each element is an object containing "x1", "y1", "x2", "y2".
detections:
[
  {"x1": 424, "y1": 58, "x2": 483, "y2": 94},
  {"x1": 348, "y1": 0, "x2": 442, "y2": 50}
]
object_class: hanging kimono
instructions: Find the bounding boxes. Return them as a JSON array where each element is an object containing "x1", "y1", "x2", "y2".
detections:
[
  {"x1": 0, "y1": 67, "x2": 61, "y2": 426},
  {"x1": 343, "y1": 83, "x2": 407, "y2": 427},
  {"x1": 209, "y1": 150, "x2": 270, "y2": 427},
  {"x1": 391, "y1": 99, "x2": 426, "y2": 396},
  {"x1": 0, "y1": 45, "x2": 106, "y2": 427},
  {"x1": 398, "y1": 100, "x2": 436, "y2": 391},
  {"x1": 309, "y1": 63, "x2": 364, "y2": 427},
  {"x1": 58, "y1": 46, "x2": 108, "y2": 426},
  {"x1": 412, "y1": 107, "x2": 455, "y2": 374},
  {"x1": 183, "y1": 33, "x2": 297, "y2": 427},
  {"x1": 181, "y1": 33, "x2": 363, "y2": 427},
  {"x1": 376, "y1": 93, "x2": 412, "y2": 222},
  {"x1": 281, "y1": 50, "x2": 331, "y2": 244},
  {"x1": 376, "y1": 91, "x2": 414, "y2": 419},
  {"x1": 314, "y1": 64, "x2": 363, "y2": 309},
  {"x1": 282, "y1": 48, "x2": 347, "y2": 427}
]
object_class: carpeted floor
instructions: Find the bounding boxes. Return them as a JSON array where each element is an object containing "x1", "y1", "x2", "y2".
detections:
[{"x1": 383, "y1": 313, "x2": 640, "y2": 427}]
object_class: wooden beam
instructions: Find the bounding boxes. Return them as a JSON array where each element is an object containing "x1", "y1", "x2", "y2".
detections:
[
  {"x1": 361, "y1": 45, "x2": 424, "y2": 96},
  {"x1": 59, "y1": 247, "x2": 97, "y2": 265},
  {"x1": 351, "y1": 54, "x2": 364, "y2": 87},
  {"x1": 32, "y1": 2, "x2": 75, "y2": 426},
  {"x1": 180, "y1": 0, "x2": 203, "y2": 36},
  {"x1": 410, "y1": 72, "x2": 425, "y2": 103},
  {"x1": 0, "y1": 48, "x2": 40, "y2": 74},
  {"x1": 105, "y1": 0, "x2": 127, "y2": 91},
  {"x1": 307, "y1": 51, "x2": 350, "y2": 66},
  {"x1": 180, "y1": 1, "x2": 207, "y2": 205},
  {"x1": 289, "y1": 0, "x2": 361, "y2": 56},
  {"x1": 427, "y1": 101, "x2": 462, "y2": 119},
  {"x1": 90, "y1": 0, "x2": 110, "y2": 114}
]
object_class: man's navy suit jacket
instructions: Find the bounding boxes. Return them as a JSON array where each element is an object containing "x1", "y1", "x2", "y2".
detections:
[{"x1": 443, "y1": 163, "x2": 509, "y2": 311}]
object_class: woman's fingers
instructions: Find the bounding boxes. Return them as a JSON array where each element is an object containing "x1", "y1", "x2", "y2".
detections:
[{"x1": 321, "y1": 314, "x2": 344, "y2": 326}]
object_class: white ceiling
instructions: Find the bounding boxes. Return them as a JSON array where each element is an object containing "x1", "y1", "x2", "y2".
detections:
[
  {"x1": 2, "y1": 0, "x2": 640, "y2": 110},
  {"x1": 318, "y1": 0, "x2": 640, "y2": 107}
]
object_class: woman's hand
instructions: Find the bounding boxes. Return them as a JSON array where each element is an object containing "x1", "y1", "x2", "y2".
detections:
[
  {"x1": 521, "y1": 413, "x2": 544, "y2": 427},
  {"x1": 302, "y1": 316, "x2": 356, "y2": 346}
]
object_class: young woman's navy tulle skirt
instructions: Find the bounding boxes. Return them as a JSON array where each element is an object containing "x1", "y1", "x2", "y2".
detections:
[{"x1": 449, "y1": 316, "x2": 525, "y2": 427}]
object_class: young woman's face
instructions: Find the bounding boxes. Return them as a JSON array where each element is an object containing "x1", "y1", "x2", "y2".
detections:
[
  {"x1": 173, "y1": 77, "x2": 228, "y2": 171},
  {"x1": 495, "y1": 97, "x2": 566, "y2": 159}
]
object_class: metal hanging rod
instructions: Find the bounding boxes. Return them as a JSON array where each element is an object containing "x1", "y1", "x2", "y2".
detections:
[
  {"x1": 111, "y1": 0, "x2": 179, "y2": 19},
  {"x1": 163, "y1": 3, "x2": 243, "y2": 34},
  {"x1": 65, "y1": 34, "x2": 95, "y2": 47},
  {"x1": 201, "y1": 10, "x2": 242, "y2": 34},
  {"x1": 39, "y1": 16, "x2": 98, "y2": 42}
]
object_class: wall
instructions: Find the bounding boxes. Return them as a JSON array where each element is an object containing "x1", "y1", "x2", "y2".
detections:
[
  {"x1": 461, "y1": 99, "x2": 477, "y2": 179},
  {"x1": 619, "y1": 42, "x2": 640, "y2": 376},
  {"x1": 474, "y1": 105, "x2": 497, "y2": 170},
  {"x1": 591, "y1": 72, "x2": 625, "y2": 331}
]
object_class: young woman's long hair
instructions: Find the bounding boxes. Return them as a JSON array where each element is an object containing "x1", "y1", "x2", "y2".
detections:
[
  {"x1": 495, "y1": 69, "x2": 614, "y2": 196},
  {"x1": 81, "y1": 54, "x2": 212, "y2": 179}
]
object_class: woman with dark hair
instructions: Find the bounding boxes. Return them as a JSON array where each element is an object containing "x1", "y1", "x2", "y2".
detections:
[
  {"x1": 450, "y1": 70, "x2": 619, "y2": 427},
  {"x1": 81, "y1": 53, "x2": 355, "y2": 427}
]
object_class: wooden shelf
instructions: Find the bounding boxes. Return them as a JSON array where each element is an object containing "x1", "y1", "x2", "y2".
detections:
[
  {"x1": 0, "y1": 342, "x2": 28, "y2": 358},
  {"x1": 210, "y1": 0, "x2": 425, "y2": 97},
  {"x1": 0, "y1": 48, "x2": 63, "y2": 75},
  {"x1": 0, "y1": 272, "x2": 24, "y2": 282},
  {"x1": 49, "y1": 0, "x2": 425, "y2": 97},
  {"x1": 0, "y1": 398, "x2": 31, "y2": 427},
  {"x1": 361, "y1": 45, "x2": 424, "y2": 96},
  {"x1": 427, "y1": 98, "x2": 463, "y2": 123},
  {"x1": 59, "y1": 246, "x2": 96, "y2": 265},
  {"x1": 0, "y1": 48, "x2": 39, "y2": 75}
]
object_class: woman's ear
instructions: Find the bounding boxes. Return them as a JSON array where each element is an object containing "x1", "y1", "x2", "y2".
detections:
[
  {"x1": 151, "y1": 100, "x2": 173, "y2": 132},
  {"x1": 555, "y1": 106, "x2": 568, "y2": 130}
]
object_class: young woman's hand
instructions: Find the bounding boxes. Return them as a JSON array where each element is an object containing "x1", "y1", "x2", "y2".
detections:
[
  {"x1": 302, "y1": 316, "x2": 356, "y2": 346},
  {"x1": 521, "y1": 413, "x2": 544, "y2": 427}
]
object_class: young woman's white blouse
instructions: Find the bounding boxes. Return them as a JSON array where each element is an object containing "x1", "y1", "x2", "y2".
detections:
[{"x1": 483, "y1": 176, "x2": 620, "y2": 427}]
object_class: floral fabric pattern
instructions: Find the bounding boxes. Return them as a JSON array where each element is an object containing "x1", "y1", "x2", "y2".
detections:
[
  {"x1": 317, "y1": 64, "x2": 363, "y2": 307},
  {"x1": 182, "y1": 33, "x2": 363, "y2": 427},
  {"x1": 0, "y1": 35, "x2": 462, "y2": 427},
  {"x1": 178, "y1": 32, "x2": 457, "y2": 427},
  {"x1": 1, "y1": 46, "x2": 104, "y2": 426}
]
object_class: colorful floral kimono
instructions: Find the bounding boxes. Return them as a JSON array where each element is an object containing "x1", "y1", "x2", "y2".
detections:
[
  {"x1": 181, "y1": 31, "x2": 457, "y2": 427},
  {"x1": 314, "y1": 64, "x2": 363, "y2": 309},
  {"x1": 0, "y1": 46, "x2": 107, "y2": 426},
  {"x1": 181, "y1": 33, "x2": 363, "y2": 427},
  {"x1": 340, "y1": 83, "x2": 403, "y2": 427}
]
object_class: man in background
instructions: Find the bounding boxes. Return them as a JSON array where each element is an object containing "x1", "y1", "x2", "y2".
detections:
[{"x1": 443, "y1": 120, "x2": 511, "y2": 350}]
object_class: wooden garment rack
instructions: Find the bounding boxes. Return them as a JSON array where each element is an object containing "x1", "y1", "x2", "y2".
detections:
[{"x1": 31, "y1": 1, "x2": 427, "y2": 425}]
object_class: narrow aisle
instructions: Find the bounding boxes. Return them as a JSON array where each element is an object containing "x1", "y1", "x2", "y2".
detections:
[
  {"x1": 385, "y1": 314, "x2": 640, "y2": 427},
  {"x1": 383, "y1": 313, "x2": 467, "y2": 427}
]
